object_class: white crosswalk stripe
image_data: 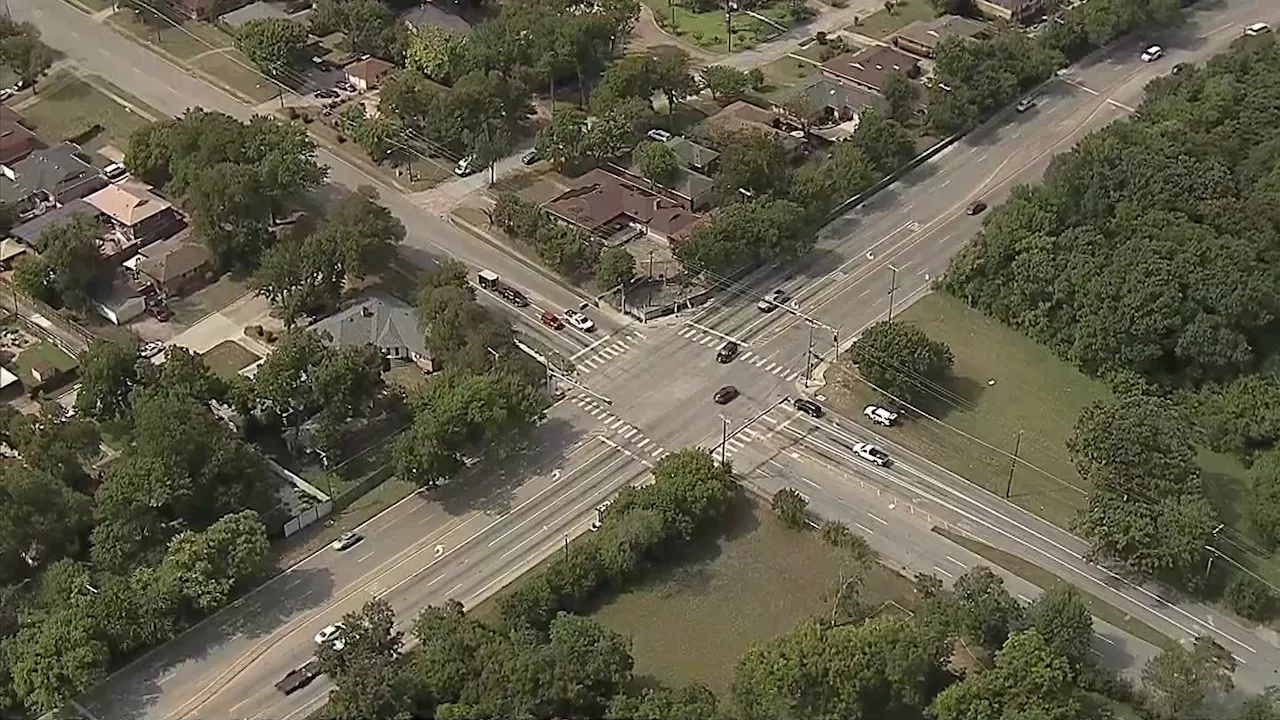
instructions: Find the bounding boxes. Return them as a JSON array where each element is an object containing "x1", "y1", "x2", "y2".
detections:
[
  {"x1": 568, "y1": 394, "x2": 669, "y2": 463},
  {"x1": 576, "y1": 330, "x2": 649, "y2": 375},
  {"x1": 674, "y1": 324, "x2": 806, "y2": 384}
]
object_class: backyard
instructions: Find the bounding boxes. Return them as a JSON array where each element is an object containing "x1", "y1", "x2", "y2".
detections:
[
  {"x1": 645, "y1": 0, "x2": 794, "y2": 54},
  {"x1": 200, "y1": 339, "x2": 261, "y2": 380},
  {"x1": 829, "y1": 292, "x2": 1256, "y2": 570},
  {"x1": 13, "y1": 340, "x2": 79, "y2": 388},
  {"x1": 18, "y1": 71, "x2": 160, "y2": 159},
  {"x1": 847, "y1": 0, "x2": 933, "y2": 39},
  {"x1": 589, "y1": 497, "x2": 916, "y2": 694}
]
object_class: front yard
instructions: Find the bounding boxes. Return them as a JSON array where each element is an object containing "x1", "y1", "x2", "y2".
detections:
[
  {"x1": 19, "y1": 70, "x2": 161, "y2": 160},
  {"x1": 645, "y1": 0, "x2": 797, "y2": 53}
]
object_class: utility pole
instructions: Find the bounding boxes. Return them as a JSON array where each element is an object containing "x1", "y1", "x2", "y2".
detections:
[
  {"x1": 1205, "y1": 523, "x2": 1225, "y2": 581},
  {"x1": 1004, "y1": 429, "x2": 1023, "y2": 498},
  {"x1": 721, "y1": 415, "x2": 732, "y2": 466},
  {"x1": 649, "y1": 250, "x2": 656, "y2": 279},
  {"x1": 887, "y1": 264, "x2": 899, "y2": 322},
  {"x1": 725, "y1": 1, "x2": 735, "y2": 52},
  {"x1": 832, "y1": 328, "x2": 841, "y2": 363},
  {"x1": 804, "y1": 322, "x2": 816, "y2": 384}
]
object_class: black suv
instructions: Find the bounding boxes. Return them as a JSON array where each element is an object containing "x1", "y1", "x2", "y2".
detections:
[
  {"x1": 276, "y1": 660, "x2": 322, "y2": 695},
  {"x1": 794, "y1": 397, "x2": 823, "y2": 418},
  {"x1": 716, "y1": 341, "x2": 739, "y2": 363},
  {"x1": 499, "y1": 287, "x2": 529, "y2": 307},
  {"x1": 713, "y1": 386, "x2": 739, "y2": 404}
]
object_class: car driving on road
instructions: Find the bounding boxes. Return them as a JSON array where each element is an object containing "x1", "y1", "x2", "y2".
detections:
[
  {"x1": 713, "y1": 385, "x2": 739, "y2": 404},
  {"x1": 852, "y1": 442, "x2": 891, "y2": 467},
  {"x1": 314, "y1": 623, "x2": 345, "y2": 651},
  {"x1": 863, "y1": 405, "x2": 899, "y2": 427},
  {"x1": 563, "y1": 309, "x2": 595, "y2": 332},
  {"x1": 330, "y1": 531, "x2": 363, "y2": 551},
  {"x1": 1245, "y1": 22, "x2": 1271, "y2": 36},
  {"x1": 1141, "y1": 45, "x2": 1163, "y2": 62},
  {"x1": 757, "y1": 288, "x2": 790, "y2": 312},
  {"x1": 275, "y1": 660, "x2": 323, "y2": 695},
  {"x1": 716, "y1": 341, "x2": 739, "y2": 363},
  {"x1": 794, "y1": 397, "x2": 823, "y2": 418},
  {"x1": 1015, "y1": 96, "x2": 1036, "y2": 113},
  {"x1": 498, "y1": 286, "x2": 529, "y2": 307},
  {"x1": 966, "y1": 201, "x2": 987, "y2": 215}
]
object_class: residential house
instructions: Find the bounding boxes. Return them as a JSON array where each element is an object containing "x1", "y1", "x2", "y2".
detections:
[
  {"x1": 663, "y1": 136, "x2": 720, "y2": 175},
  {"x1": 132, "y1": 229, "x2": 213, "y2": 296},
  {"x1": 344, "y1": 58, "x2": 396, "y2": 92},
  {"x1": 9, "y1": 199, "x2": 101, "y2": 248},
  {"x1": 0, "y1": 108, "x2": 38, "y2": 167},
  {"x1": 94, "y1": 271, "x2": 148, "y2": 325},
  {"x1": 84, "y1": 182, "x2": 182, "y2": 248},
  {"x1": 973, "y1": 0, "x2": 1046, "y2": 23},
  {"x1": 779, "y1": 77, "x2": 889, "y2": 140},
  {"x1": 310, "y1": 295, "x2": 438, "y2": 373},
  {"x1": 820, "y1": 46, "x2": 921, "y2": 95},
  {"x1": 701, "y1": 100, "x2": 805, "y2": 154},
  {"x1": 0, "y1": 239, "x2": 27, "y2": 269},
  {"x1": 173, "y1": 0, "x2": 253, "y2": 20},
  {"x1": 893, "y1": 15, "x2": 990, "y2": 58},
  {"x1": 605, "y1": 162, "x2": 715, "y2": 211},
  {"x1": 220, "y1": 0, "x2": 309, "y2": 28},
  {"x1": 399, "y1": 3, "x2": 472, "y2": 34},
  {"x1": 546, "y1": 168, "x2": 706, "y2": 246},
  {"x1": 2, "y1": 143, "x2": 108, "y2": 207}
]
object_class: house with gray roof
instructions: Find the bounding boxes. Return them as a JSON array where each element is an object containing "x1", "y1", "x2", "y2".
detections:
[
  {"x1": 1, "y1": 143, "x2": 107, "y2": 207},
  {"x1": 663, "y1": 137, "x2": 720, "y2": 175},
  {"x1": 310, "y1": 295, "x2": 438, "y2": 373},
  {"x1": 974, "y1": 0, "x2": 1046, "y2": 23}
]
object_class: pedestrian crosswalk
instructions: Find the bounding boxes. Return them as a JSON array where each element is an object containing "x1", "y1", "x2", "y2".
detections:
[
  {"x1": 574, "y1": 329, "x2": 647, "y2": 374},
  {"x1": 717, "y1": 409, "x2": 800, "y2": 461},
  {"x1": 674, "y1": 325, "x2": 805, "y2": 383},
  {"x1": 568, "y1": 394, "x2": 667, "y2": 459}
]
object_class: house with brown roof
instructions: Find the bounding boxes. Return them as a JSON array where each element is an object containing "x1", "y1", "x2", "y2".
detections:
[
  {"x1": 545, "y1": 169, "x2": 705, "y2": 246},
  {"x1": 345, "y1": 58, "x2": 396, "y2": 92},
  {"x1": 84, "y1": 182, "x2": 181, "y2": 249},
  {"x1": 0, "y1": 108, "x2": 38, "y2": 167},
  {"x1": 701, "y1": 101, "x2": 805, "y2": 154},
  {"x1": 821, "y1": 46, "x2": 921, "y2": 94},
  {"x1": 132, "y1": 229, "x2": 212, "y2": 296},
  {"x1": 893, "y1": 15, "x2": 990, "y2": 58}
]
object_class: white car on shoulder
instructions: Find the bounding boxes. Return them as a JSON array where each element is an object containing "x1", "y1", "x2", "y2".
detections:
[
  {"x1": 563, "y1": 309, "x2": 596, "y2": 332},
  {"x1": 863, "y1": 405, "x2": 899, "y2": 427},
  {"x1": 1140, "y1": 45, "x2": 1163, "y2": 62},
  {"x1": 852, "y1": 442, "x2": 891, "y2": 467},
  {"x1": 1245, "y1": 22, "x2": 1271, "y2": 36}
]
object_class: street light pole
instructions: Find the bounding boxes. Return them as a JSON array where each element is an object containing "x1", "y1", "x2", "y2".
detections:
[
  {"x1": 1004, "y1": 429, "x2": 1023, "y2": 498},
  {"x1": 804, "y1": 322, "x2": 816, "y2": 384},
  {"x1": 887, "y1": 264, "x2": 899, "y2": 322}
]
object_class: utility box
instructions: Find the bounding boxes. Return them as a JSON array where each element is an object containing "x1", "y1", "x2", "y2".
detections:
[{"x1": 477, "y1": 269, "x2": 499, "y2": 290}]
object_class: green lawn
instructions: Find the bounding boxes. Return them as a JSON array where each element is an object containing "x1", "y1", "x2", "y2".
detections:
[
  {"x1": 759, "y1": 56, "x2": 821, "y2": 101},
  {"x1": 935, "y1": 528, "x2": 1175, "y2": 651},
  {"x1": 589, "y1": 497, "x2": 917, "y2": 694},
  {"x1": 847, "y1": 0, "x2": 934, "y2": 39},
  {"x1": 829, "y1": 292, "x2": 1257, "y2": 573},
  {"x1": 645, "y1": 0, "x2": 790, "y2": 53},
  {"x1": 14, "y1": 341, "x2": 78, "y2": 387},
  {"x1": 191, "y1": 50, "x2": 282, "y2": 104},
  {"x1": 200, "y1": 340, "x2": 260, "y2": 380},
  {"x1": 20, "y1": 71, "x2": 160, "y2": 156}
]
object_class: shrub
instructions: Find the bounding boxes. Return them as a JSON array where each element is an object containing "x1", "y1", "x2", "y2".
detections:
[
  {"x1": 1225, "y1": 573, "x2": 1275, "y2": 622},
  {"x1": 771, "y1": 488, "x2": 808, "y2": 529}
]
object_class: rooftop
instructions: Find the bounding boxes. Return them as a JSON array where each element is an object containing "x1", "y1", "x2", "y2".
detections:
[
  {"x1": 9, "y1": 199, "x2": 101, "y2": 247},
  {"x1": 820, "y1": 46, "x2": 920, "y2": 92},
  {"x1": 799, "y1": 77, "x2": 889, "y2": 115},
  {"x1": 894, "y1": 14, "x2": 990, "y2": 53},
  {"x1": 136, "y1": 229, "x2": 211, "y2": 284},
  {"x1": 345, "y1": 57, "x2": 396, "y2": 85},
  {"x1": 6, "y1": 143, "x2": 105, "y2": 200},
  {"x1": 663, "y1": 136, "x2": 720, "y2": 171},
  {"x1": 399, "y1": 3, "x2": 471, "y2": 34},
  {"x1": 84, "y1": 182, "x2": 173, "y2": 226},
  {"x1": 310, "y1": 295, "x2": 430, "y2": 360},
  {"x1": 703, "y1": 101, "x2": 804, "y2": 151},
  {"x1": 546, "y1": 168, "x2": 705, "y2": 242}
]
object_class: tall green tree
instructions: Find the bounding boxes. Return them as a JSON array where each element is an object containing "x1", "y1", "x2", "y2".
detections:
[
  {"x1": 234, "y1": 18, "x2": 308, "y2": 75},
  {"x1": 1142, "y1": 636, "x2": 1235, "y2": 720},
  {"x1": 846, "y1": 321, "x2": 954, "y2": 405}
]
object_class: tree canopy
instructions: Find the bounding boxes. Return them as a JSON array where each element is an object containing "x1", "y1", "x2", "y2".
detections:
[{"x1": 846, "y1": 321, "x2": 954, "y2": 405}]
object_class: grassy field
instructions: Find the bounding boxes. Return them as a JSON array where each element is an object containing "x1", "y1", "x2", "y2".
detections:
[
  {"x1": 201, "y1": 340, "x2": 260, "y2": 380},
  {"x1": 646, "y1": 0, "x2": 791, "y2": 53},
  {"x1": 829, "y1": 292, "x2": 1110, "y2": 529},
  {"x1": 758, "y1": 56, "x2": 821, "y2": 101},
  {"x1": 935, "y1": 528, "x2": 1175, "y2": 651},
  {"x1": 107, "y1": 12, "x2": 279, "y2": 103},
  {"x1": 20, "y1": 72, "x2": 159, "y2": 157},
  {"x1": 590, "y1": 497, "x2": 917, "y2": 694},
  {"x1": 847, "y1": 0, "x2": 933, "y2": 38},
  {"x1": 830, "y1": 292, "x2": 1255, "y2": 569}
]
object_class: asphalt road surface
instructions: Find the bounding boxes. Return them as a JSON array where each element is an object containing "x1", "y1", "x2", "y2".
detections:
[{"x1": 18, "y1": 0, "x2": 1280, "y2": 716}]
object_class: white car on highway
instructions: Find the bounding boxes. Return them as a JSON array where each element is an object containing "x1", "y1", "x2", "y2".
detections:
[
  {"x1": 757, "y1": 288, "x2": 790, "y2": 312},
  {"x1": 330, "y1": 531, "x2": 363, "y2": 551},
  {"x1": 863, "y1": 405, "x2": 899, "y2": 427},
  {"x1": 1141, "y1": 45, "x2": 1163, "y2": 62},
  {"x1": 314, "y1": 623, "x2": 345, "y2": 651},
  {"x1": 852, "y1": 442, "x2": 891, "y2": 467},
  {"x1": 563, "y1": 309, "x2": 596, "y2": 332}
]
